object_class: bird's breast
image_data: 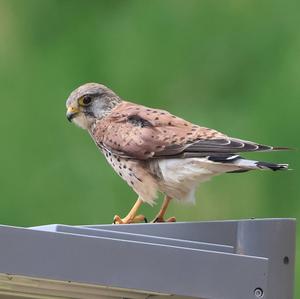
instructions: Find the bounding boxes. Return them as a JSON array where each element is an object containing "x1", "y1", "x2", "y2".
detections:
[{"x1": 101, "y1": 149, "x2": 159, "y2": 204}]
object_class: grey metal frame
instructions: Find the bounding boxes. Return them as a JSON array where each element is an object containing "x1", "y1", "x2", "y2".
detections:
[{"x1": 0, "y1": 218, "x2": 296, "y2": 299}]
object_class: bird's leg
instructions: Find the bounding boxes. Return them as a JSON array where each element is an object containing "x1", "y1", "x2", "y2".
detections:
[
  {"x1": 113, "y1": 198, "x2": 146, "y2": 224},
  {"x1": 152, "y1": 195, "x2": 176, "y2": 223}
]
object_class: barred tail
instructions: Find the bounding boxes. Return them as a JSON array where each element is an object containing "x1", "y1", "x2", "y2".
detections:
[
  {"x1": 228, "y1": 158, "x2": 289, "y2": 173},
  {"x1": 255, "y1": 161, "x2": 289, "y2": 171}
]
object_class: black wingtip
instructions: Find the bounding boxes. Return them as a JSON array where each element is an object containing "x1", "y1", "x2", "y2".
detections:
[{"x1": 272, "y1": 146, "x2": 295, "y2": 151}]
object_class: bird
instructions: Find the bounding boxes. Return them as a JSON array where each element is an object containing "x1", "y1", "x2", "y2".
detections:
[{"x1": 66, "y1": 83, "x2": 289, "y2": 224}]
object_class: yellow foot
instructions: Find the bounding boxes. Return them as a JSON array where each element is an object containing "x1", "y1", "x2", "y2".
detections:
[
  {"x1": 152, "y1": 216, "x2": 176, "y2": 223},
  {"x1": 113, "y1": 214, "x2": 147, "y2": 224}
]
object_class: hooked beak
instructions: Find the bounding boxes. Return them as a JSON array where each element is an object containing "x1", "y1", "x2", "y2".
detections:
[{"x1": 66, "y1": 106, "x2": 80, "y2": 122}]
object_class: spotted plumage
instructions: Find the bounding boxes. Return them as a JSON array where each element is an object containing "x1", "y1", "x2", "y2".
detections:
[{"x1": 66, "y1": 83, "x2": 289, "y2": 223}]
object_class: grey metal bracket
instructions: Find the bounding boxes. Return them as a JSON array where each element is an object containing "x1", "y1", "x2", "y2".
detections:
[{"x1": 0, "y1": 218, "x2": 296, "y2": 299}]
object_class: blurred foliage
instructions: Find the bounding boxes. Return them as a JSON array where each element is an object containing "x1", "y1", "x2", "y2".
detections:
[{"x1": 0, "y1": 0, "x2": 299, "y2": 295}]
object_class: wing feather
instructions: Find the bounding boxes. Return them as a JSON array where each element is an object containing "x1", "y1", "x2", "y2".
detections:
[{"x1": 90, "y1": 101, "x2": 288, "y2": 160}]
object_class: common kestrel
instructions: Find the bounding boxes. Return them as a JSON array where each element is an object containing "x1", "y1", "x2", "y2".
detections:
[{"x1": 66, "y1": 83, "x2": 289, "y2": 224}]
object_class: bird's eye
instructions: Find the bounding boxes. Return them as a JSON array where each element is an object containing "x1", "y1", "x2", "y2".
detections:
[{"x1": 79, "y1": 95, "x2": 92, "y2": 106}]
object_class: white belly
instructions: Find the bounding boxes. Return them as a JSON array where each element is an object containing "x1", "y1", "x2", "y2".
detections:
[{"x1": 157, "y1": 157, "x2": 238, "y2": 203}]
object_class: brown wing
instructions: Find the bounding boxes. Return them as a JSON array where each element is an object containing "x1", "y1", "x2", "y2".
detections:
[{"x1": 91, "y1": 101, "x2": 278, "y2": 160}]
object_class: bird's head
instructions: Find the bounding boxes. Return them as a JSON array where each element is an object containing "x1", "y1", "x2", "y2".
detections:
[{"x1": 66, "y1": 83, "x2": 121, "y2": 130}]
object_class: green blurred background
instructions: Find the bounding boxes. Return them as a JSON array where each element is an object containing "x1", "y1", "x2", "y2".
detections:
[{"x1": 0, "y1": 0, "x2": 299, "y2": 295}]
